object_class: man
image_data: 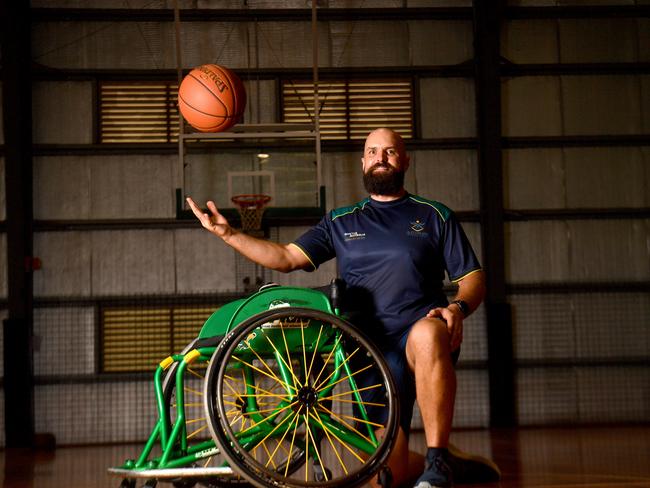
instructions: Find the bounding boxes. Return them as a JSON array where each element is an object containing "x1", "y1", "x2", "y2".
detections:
[{"x1": 187, "y1": 128, "x2": 486, "y2": 488}]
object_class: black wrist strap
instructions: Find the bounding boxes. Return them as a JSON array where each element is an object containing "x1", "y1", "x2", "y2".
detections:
[{"x1": 450, "y1": 299, "x2": 469, "y2": 317}]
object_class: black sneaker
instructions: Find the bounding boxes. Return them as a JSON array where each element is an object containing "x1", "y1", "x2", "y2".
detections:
[
  {"x1": 413, "y1": 448, "x2": 453, "y2": 488},
  {"x1": 446, "y1": 443, "x2": 501, "y2": 484}
]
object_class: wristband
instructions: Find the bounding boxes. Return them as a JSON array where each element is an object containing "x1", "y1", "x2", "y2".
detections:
[{"x1": 450, "y1": 299, "x2": 469, "y2": 317}]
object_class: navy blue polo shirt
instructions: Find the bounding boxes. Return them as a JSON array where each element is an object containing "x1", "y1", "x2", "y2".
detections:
[{"x1": 292, "y1": 193, "x2": 481, "y2": 342}]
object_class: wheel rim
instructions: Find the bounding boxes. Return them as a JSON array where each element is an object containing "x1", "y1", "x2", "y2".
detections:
[{"x1": 204, "y1": 308, "x2": 398, "y2": 488}]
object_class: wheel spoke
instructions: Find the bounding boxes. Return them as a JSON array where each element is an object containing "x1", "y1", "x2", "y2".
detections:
[
  {"x1": 232, "y1": 354, "x2": 293, "y2": 394},
  {"x1": 309, "y1": 409, "x2": 348, "y2": 475},
  {"x1": 319, "y1": 383, "x2": 384, "y2": 402},
  {"x1": 264, "y1": 334, "x2": 303, "y2": 390},
  {"x1": 239, "y1": 401, "x2": 298, "y2": 435},
  {"x1": 284, "y1": 411, "x2": 303, "y2": 477},
  {"x1": 312, "y1": 332, "x2": 344, "y2": 389},
  {"x1": 315, "y1": 346, "x2": 360, "y2": 391},
  {"x1": 309, "y1": 410, "x2": 366, "y2": 463},
  {"x1": 316, "y1": 404, "x2": 374, "y2": 445},
  {"x1": 304, "y1": 411, "x2": 328, "y2": 481},
  {"x1": 316, "y1": 362, "x2": 373, "y2": 393},
  {"x1": 306, "y1": 325, "x2": 324, "y2": 381},
  {"x1": 264, "y1": 410, "x2": 299, "y2": 469}
]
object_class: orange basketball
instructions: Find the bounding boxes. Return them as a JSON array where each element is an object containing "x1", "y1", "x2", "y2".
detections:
[{"x1": 178, "y1": 64, "x2": 246, "y2": 132}]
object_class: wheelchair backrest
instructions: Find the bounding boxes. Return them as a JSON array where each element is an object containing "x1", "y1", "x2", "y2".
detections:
[{"x1": 198, "y1": 286, "x2": 334, "y2": 340}]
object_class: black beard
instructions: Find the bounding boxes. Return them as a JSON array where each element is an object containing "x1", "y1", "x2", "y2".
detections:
[{"x1": 363, "y1": 164, "x2": 405, "y2": 196}]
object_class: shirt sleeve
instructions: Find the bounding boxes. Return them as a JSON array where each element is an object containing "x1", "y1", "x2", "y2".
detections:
[
  {"x1": 442, "y1": 211, "x2": 482, "y2": 282},
  {"x1": 292, "y1": 214, "x2": 336, "y2": 271}
]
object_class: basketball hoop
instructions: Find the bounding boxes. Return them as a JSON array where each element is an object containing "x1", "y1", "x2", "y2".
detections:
[{"x1": 231, "y1": 194, "x2": 271, "y2": 232}]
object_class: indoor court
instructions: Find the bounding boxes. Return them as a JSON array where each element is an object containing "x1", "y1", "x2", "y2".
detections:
[{"x1": 1, "y1": 1, "x2": 648, "y2": 488}]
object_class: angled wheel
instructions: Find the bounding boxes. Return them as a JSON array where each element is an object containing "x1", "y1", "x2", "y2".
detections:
[{"x1": 204, "y1": 307, "x2": 399, "y2": 488}]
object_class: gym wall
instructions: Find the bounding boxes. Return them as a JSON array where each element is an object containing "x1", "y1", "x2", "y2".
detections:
[{"x1": 0, "y1": 0, "x2": 648, "y2": 446}]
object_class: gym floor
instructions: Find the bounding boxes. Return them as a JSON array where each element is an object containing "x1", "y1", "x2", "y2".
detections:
[{"x1": 1, "y1": 425, "x2": 648, "y2": 488}]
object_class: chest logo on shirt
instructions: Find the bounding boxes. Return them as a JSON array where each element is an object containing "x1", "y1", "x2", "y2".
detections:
[
  {"x1": 344, "y1": 231, "x2": 366, "y2": 241},
  {"x1": 408, "y1": 220, "x2": 429, "y2": 238}
]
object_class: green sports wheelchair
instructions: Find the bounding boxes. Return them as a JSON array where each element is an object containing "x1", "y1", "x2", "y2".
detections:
[{"x1": 109, "y1": 282, "x2": 399, "y2": 488}]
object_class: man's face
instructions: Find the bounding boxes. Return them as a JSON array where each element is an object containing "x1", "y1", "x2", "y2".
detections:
[{"x1": 361, "y1": 129, "x2": 409, "y2": 196}]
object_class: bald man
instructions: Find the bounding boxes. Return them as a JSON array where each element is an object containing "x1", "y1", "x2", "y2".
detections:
[{"x1": 188, "y1": 128, "x2": 487, "y2": 488}]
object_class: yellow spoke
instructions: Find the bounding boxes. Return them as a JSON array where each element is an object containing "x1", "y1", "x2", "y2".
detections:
[
  {"x1": 332, "y1": 410, "x2": 385, "y2": 429},
  {"x1": 319, "y1": 383, "x2": 384, "y2": 402},
  {"x1": 187, "y1": 424, "x2": 208, "y2": 439},
  {"x1": 203, "y1": 456, "x2": 212, "y2": 468},
  {"x1": 315, "y1": 346, "x2": 360, "y2": 391},
  {"x1": 187, "y1": 367, "x2": 205, "y2": 380},
  {"x1": 223, "y1": 400, "x2": 241, "y2": 408},
  {"x1": 242, "y1": 339, "x2": 295, "y2": 393},
  {"x1": 186, "y1": 417, "x2": 207, "y2": 425},
  {"x1": 239, "y1": 401, "x2": 298, "y2": 435},
  {"x1": 308, "y1": 410, "x2": 348, "y2": 475},
  {"x1": 264, "y1": 412, "x2": 298, "y2": 469},
  {"x1": 264, "y1": 334, "x2": 302, "y2": 390},
  {"x1": 300, "y1": 319, "x2": 308, "y2": 381},
  {"x1": 261, "y1": 441, "x2": 277, "y2": 470},
  {"x1": 251, "y1": 407, "x2": 300, "y2": 453},
  {"x1": 304, "y1": 412, "x2": 327, "y2": 481},
  {"x1": 224, "y1": 373, "x2": 245, "y2": 384},
  {"x1": 329, "y1": 398, "x2": 386, "y2": 407},
  {"x1": 312, "y1": 332, "x2": 343, "y2": 388},
  {"x1": 316, "y1": 404, "x2": 375, "y2": 445},
  {"x1": 304, "y1": 413, "x2": 309, "y2": 482},
  {"x1": 230, "y1": 413, "x2": 243, "y2": 427},
  {"x1": 284, "y1": 412, "x2": 303, "y2": 477},
  {"x1": 183, "y1": 402, "x2": 204, "y2": 407},
  {"x1": 316, "y1": 363, "x2": 373, "y2": 393},
  {"x1": 310, "y1": 411, "x2": 365, "y2": 463},
  {"x1": 223, "y1": 376, "x2": 244, "y2": 402},
  {"x1": 183, "y1": 386, "x2": 203, "y2": 396},
  {"x1": 232, "y1": 355, "x2": 293, "y2": 395},
  {"x1": 306, "y1": 325, "x2": 324, "y2": 381},
  {"x1": 275, "y1": 437, "x2": 291, "y2": 457}
]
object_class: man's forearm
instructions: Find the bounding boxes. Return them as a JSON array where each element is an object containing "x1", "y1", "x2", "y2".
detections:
[
  {"x1": 452, "y1": 270, "x2": 486, "y2": 316},
  {"x1": 224, "y1": 230, "x2": 303, "y2": 273}
]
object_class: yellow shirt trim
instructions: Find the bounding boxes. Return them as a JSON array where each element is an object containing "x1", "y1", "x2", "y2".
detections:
[
  {"x1": 289, "y1": 242, "x2": 317, "y2": 271},
  {"x1": 451, "y1": 268, "x2": 482, "y2": 283}
]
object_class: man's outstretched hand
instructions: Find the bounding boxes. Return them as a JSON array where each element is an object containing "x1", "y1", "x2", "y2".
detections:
[{"x1": 186, "y1": 197, "x2": 233, "y2": 241}]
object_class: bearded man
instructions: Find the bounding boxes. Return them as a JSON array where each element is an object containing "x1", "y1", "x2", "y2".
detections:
[{"x1": 188, "y1": 128, "x2": 491, "y2": 488}]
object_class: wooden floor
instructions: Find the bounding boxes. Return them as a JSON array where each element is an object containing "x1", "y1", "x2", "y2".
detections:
[{"x1": 1, "y1": 426, "x2": 648, "y2": 488}]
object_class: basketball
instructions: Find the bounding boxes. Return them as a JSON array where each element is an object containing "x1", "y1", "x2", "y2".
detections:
[{"x1": 177, "y1": 64, "x2": 246, "y2": 132}]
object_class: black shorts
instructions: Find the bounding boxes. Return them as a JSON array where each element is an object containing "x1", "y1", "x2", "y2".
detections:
[{"x1": 353, "y1": 324, "x2": 460, "y2": 436}]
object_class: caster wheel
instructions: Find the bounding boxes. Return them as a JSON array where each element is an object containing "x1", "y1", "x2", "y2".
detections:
[
  {"x1": 119, "y1": 479, "x2": 136, "y2": 488},
  {"x1": 141, "y1": 480, "x2": 157, "y2": 488},
  {"x1": 377, "y1": 466, "x2": 393, "y2": 488},
  {"x1": 314, "y1": 464, "x2": 332, "y2": 482}
]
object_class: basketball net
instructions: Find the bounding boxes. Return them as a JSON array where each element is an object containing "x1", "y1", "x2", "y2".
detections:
[{"x1": 231, "y1": 194, "x2": 271, "y2": 232}]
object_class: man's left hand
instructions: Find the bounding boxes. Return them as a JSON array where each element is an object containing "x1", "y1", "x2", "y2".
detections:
[{"x1": 426, "y1": 305, "x2": 464, "y2": 351}]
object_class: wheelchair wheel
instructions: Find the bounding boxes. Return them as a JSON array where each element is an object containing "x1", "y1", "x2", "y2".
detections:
[
  {"x1": 204, "y1": 307, "x2": 399, "y2": 488},
  {"x1": 163, "y1": 339, "x2": 304, "y2": 483}
]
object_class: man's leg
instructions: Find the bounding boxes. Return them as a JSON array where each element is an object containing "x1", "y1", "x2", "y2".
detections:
[
  {"x1": 369, "y1": 427, "x2": 423, "y2": 488},
  {"x1": 405, "y1": 317, "x2": 456, "y2": 487}
]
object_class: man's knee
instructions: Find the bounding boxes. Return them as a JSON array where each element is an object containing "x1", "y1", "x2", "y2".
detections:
[{"x1": 406, "y1": 318, "x2": 451, "y2": 367}]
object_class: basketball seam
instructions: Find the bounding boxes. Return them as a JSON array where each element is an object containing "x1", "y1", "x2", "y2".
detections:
[
  {"x1": 178, "y1": 92, "x2": 229, "y2": 130},
  {"x1": 187, "y1": 72, "x2": 232, "y2": 117}
]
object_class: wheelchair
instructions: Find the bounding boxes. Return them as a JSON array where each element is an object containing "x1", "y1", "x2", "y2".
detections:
[{"x1": 109, "y1": 282, "x2": 399, "y2": 488}]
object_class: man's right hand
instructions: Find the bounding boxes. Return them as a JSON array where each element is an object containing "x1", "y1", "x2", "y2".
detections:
[{"x1": 186, "y1": 197, "x2": 233, "y2": 242}]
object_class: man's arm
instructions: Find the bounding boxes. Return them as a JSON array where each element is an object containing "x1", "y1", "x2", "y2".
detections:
[
  {"x1": 426, "y1": 270, "x2": 486, "y2": 351},
  {"x1": 186, "y1": 197, "x2": 311, "y2": 273}
]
